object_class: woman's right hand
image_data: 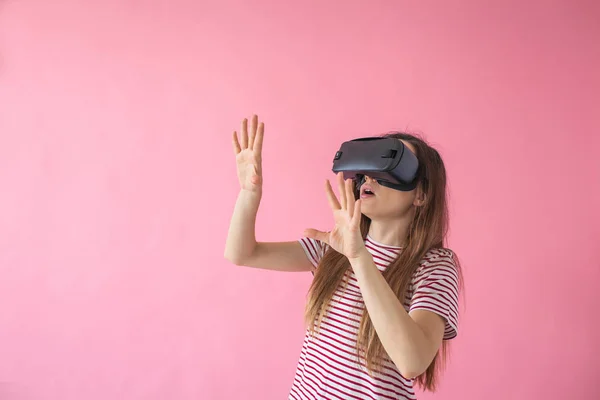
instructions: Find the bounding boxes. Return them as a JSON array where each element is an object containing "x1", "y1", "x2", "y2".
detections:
[{"x1": 232, "y1": 115, "x2": 264, "y2": 193}]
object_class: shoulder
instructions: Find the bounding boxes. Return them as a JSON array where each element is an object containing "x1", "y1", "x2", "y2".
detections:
[
  {"x1": 423, "y1": 247, "x2": 456, "y2": 263},
  {"x1": 409, "y1": 247, "x2": 462, "y2": 339},
  {"x1": 412, "y1": 247, "x2": 460, "y2": 286},
  {"x1": 419, "y1": 247, "x2": 458, "y2": 270},
  {"x1": 298, "y1": 237, "x2": 330, "y2": 268}
]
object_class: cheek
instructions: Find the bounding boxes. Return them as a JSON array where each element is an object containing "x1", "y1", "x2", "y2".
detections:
[{"x1": 386, "y1": 191, "x2": 416, "y2": 210}]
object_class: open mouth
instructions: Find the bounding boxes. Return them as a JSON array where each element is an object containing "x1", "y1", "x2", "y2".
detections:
[{"x1": 360, "y1": 185, "x2": 376, "y2": 199}]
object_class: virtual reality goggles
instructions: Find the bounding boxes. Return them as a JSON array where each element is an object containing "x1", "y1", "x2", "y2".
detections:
[{"x1": 332, "y1": 137, "x2": 420, "y2": 191}]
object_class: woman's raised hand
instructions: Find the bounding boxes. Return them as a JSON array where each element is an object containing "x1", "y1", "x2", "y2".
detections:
[
  {"x1": 232, "y1": 115, "x2": 265, "y2": 193},
  {"x1": 305, "y1": 172, "x2": 367, "y2": 261}
]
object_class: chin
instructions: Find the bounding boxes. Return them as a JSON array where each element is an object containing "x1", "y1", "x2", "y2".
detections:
[
  {"x1": 359, "y1": 203, "x2": 376, "y2": 220},
  {"x1": 361, "y1": 211, "x2": 374, "y2": 220},
  {"x1": 361, "y1": 204, "x2": 407, "y2": 221}
]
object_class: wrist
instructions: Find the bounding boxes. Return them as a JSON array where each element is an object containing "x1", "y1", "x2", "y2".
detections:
[
  {"x1": 240, "y1": 188, "x2": 262, "y2": 200},
  {"x1": 348, "y1": 248, "x2": 373, "y2": 266}
]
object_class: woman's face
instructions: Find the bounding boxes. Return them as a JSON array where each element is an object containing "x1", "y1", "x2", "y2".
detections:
[{"x1": 358, "y1": 140, "x2": 424, "y2": 221}]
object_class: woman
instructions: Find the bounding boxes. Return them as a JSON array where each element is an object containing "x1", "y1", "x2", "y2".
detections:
[{"x1": 225, "y1": 115, "x2": 462, "y2": 400}]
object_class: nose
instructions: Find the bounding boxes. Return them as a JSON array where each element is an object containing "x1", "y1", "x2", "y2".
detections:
[
  {"x1": 357, "y1": 175, "x2": 374, "y2": 187},
  {"x1": 364, "y1": 175, "x2": 383, "y2": 188}
]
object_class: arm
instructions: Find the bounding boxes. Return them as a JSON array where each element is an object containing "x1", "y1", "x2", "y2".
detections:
[
  {"x1": 224, "y1": 115, "x2": 314, "y2": 273},
  {"x1": 349, "y1": 251, "x2": 446, "y2": 379},
  {"x1": 305, "y1": 173, "x2": 458, "y2": 378},
  {"x1": 223, "y1": 186, "x2": 313, "y2": 272},
  {"x1": 223, "y1": 190, "x2": 314, "y2": 272}
]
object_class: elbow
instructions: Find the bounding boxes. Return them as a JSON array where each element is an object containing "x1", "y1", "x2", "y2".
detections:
[
  {"x1": 394, "y1": 359, "x2": 429, "y2": 380},
  {"x1": 225, "y1": 256, "x2": 245, "y2": 266},
  {"x1": 224, "y1": 250, "x2": 245, "y2": 266},
  {"x1": 224, "y1": 242, "x2": 258, "y2": 266}
]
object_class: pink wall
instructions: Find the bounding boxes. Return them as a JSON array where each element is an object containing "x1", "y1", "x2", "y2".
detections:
[{"x1": 1, "y1": 0, "x2": 599, "y2": 399}]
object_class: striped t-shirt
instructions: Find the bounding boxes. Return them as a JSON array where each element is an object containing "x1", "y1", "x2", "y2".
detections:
[{"x1": 289, "y1": 235, "x2": 460, "y2": 400}]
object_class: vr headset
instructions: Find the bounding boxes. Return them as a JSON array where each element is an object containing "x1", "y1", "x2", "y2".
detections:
[{"x1": 332, "y1": 137, "x2": 420, "y2": 191}]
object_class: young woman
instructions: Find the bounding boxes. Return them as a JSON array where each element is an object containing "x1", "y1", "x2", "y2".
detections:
[{"x1": 225, "y1": 115, "x2": 462, "y2": 400}]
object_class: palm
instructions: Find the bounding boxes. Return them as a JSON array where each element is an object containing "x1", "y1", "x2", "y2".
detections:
[
  {"x1": 236, "y1": 150, "x2": 261, "y2": 191},
  {"x1": 306, "y1": 173, "x2": 366, "y2": 261},
  {"x1": 232, "y1": 115, "x2": 264, "y2": 192},
  {"x1": 327, "y1": 209, "x2": 363, "y2": 259}
]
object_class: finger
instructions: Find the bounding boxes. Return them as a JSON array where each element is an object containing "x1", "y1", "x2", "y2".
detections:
[
  {"x1": 240, "y1": 118, "x2": 248, "y2": 148},
  {"x1": 351, "y1": 199, "x2": 362, "y2": 229},
  {"x1": 304, "y1": 228, "x2": 329, "y2": 245},
  {"x1": 232, "y1": 131, "x2": 241, "y2": 154},
  {"x1": 248, "y1": 114, "x2": 257, "y2": 149},
  {"x1": 325, "y1": 179, "x2": 341, "y2": 210},
  {"x1": 253, "y1": 122, "x2": 264, "y2": 155},
  {"x1": 345, "y1": 178, "x2": 354, "y2": 215},
  {"x1": 337, "y1": 172, "x2": 346, "y2": 210}
]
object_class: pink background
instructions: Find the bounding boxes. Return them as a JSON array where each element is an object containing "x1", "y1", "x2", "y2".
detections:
[{"x1": 1, "y1": 0, "x2": 599, "y2": 399}]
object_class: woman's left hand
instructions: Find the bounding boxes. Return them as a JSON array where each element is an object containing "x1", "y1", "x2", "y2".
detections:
[{"x1": 305, "y1": 172, "x2": 368, "y2": 261}]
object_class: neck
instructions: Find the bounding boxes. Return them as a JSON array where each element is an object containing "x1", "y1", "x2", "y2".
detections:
[{"x1": 367, "y1": 213, "x2": 413, "y2": 248}]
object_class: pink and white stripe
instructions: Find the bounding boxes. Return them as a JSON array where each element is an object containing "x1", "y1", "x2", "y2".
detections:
[{"x1": 292, "y1": 236, "x2": 460, "y2": 399}]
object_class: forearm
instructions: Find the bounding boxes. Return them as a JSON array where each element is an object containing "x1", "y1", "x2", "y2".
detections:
[
  {"x1": 349, "y1": 251, "x2": 436, "y2": 378},
  {"x1": 224, "y1": 189, "x2": 262, "y2": 264}
]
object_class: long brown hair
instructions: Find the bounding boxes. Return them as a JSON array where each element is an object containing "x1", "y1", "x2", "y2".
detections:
[{"x1": 304, "y1": 132, "x2": 463, "y2": 392}]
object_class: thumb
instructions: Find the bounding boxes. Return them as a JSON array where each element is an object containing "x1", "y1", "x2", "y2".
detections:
[
  {"x1": 250, "y1": 174, "x2": 261, "y2": 185},
  {"x1": 304, "y1": 228, "x2": 329, "y2": 244},
  {"x1": 251, "y1": 165, "x2": 262, "y2": 185}
]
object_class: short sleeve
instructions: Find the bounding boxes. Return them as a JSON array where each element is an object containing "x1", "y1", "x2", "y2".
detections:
[
  {"x1": 298, "y1": 237, "x2": 327, "y2": 269},
  {"x1": 409, "y1": 250, "x2": 460, "y2": 340}
]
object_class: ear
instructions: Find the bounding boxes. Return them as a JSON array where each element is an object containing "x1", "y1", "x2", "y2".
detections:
[{"x1": 413, "y1": 186, "x2": 426, "y2": 207}]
